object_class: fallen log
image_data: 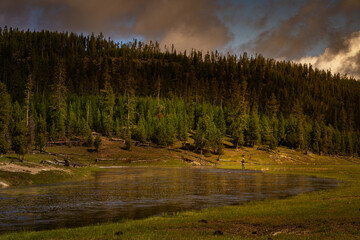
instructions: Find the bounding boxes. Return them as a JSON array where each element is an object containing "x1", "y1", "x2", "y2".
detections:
[
  {"x1": 138, "y1": 142, "x2": 150, "y2": 147},
  {"x1": 110, "y1": 138, "x2": 126, "y2": 142},
  {"x1": 40, "y1": 160, "x2": 58, "y2": 165},
  {"x1": 130, "y1": 159, "x2": 164, "y2": 163},
  {"x1": 181, "y1": 156, "x2": 201, "y2": 165},
  {"x1": 40, "y1": 151, "x2": 88, "y2": 167},
  {"x1": 95, "y1": 158, "x2": 127, "y2": 162},
  {"x1": 46, "y1": 141, "x2": 84, "y2": 147},
  {"x1": 69, "y1": 160, "x2": 88, "y2": 167}
]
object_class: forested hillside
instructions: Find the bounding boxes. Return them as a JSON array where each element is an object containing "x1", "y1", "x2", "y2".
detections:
[{"x1": 1, "y1": 27, "x2": 360, "y2": 158}]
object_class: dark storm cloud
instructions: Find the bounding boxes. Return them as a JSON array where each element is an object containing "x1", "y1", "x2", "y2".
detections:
[
  {"x1": 0, "y1": 0, "x2": 359, "y2": 79},
  {"x1": 242, "y1": 0, "x2": 360, "y2": 59},
  {"x1": 0, "y1": 0, "x2": 33, "y2": 27},
  {"x1": 0, "y1": 0, "x2": 233, "y2": 52}
]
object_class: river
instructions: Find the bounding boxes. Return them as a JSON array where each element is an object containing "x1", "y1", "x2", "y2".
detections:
[{"x1": 0, "y1": 167, "x2": 338, "y2": 233}]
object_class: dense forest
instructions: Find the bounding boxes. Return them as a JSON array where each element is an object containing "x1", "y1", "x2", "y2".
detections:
[{"x1": 1, "y1": 27, "x2": 360, "y2": 159}]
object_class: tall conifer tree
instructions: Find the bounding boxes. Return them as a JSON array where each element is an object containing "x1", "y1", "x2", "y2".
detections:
[{"x1": 0, "y1": 82, "x2": 11, "y2": 157}]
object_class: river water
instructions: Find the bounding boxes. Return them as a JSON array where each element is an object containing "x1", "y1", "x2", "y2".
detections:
[{"x1": 0, "y1": 167, "x2": 337, "y2": 233}]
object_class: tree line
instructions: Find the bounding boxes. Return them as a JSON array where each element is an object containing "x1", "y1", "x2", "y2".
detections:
[{"x1": 0, "y1": 27, "x2": 360, "y2": 158}]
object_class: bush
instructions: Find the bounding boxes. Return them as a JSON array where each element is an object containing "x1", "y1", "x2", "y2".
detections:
[
  {"x1": 94, "y1": 135, "x2": 102, "y2": 152},
  {"x1": 86, "y1": 132, "x2": 94, "y2": 147}
]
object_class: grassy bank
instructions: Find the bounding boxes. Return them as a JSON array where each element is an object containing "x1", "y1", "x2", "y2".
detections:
[
  {"x1": 0, "y1": 153, "x2": 100, "y2": 187},
  {"x1": 0, "y1": 138, "x2": 190, "y2": 187},
  {"x1": 1, "y1": 140, "x2": 360, "y2": 239}
]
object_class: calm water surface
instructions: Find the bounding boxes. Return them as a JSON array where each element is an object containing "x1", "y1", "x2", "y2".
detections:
[{"x1": 0, "y1": 167, "x2": 337, "y2": 233}]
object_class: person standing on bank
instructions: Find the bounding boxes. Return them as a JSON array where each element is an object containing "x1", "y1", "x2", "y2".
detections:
[{"x1": 241, "y1": 155, "x2": 245, "y2": 170}]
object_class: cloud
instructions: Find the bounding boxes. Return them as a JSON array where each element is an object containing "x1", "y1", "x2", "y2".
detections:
[
  {"x1": 1, "y1": 0, "x2": 359, "y2": 70},
  {"x1": 298, "y1": 31, "x2": 360, "y2": 79},
  {"x1": 242, "y1": 0, "x2": 360, "y2": 59},
  {"x1": 0, "y1": 0, "x2": 233, "y2": 52}
]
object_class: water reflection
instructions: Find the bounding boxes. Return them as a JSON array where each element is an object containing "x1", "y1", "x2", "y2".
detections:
[{"x1": 0, "y1": 167, "x2": 337, "y2": 233}]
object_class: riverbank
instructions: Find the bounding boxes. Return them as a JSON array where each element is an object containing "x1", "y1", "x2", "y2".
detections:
[
  {"x1": 2, "y1": 135, "x2": 357, "y2": 188},
  {"x1": 0, "y1": 136, "x2": 203, "y2": 187},
  {"x1": 1, "y1": 138, "x2": 360, "y2": 239},
  {"x1": 0, "y1": 154, "x2": 98, "y2": 187}
]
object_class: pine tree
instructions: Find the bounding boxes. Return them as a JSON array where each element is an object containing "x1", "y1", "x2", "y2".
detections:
[
  {"x1": 156, "y1": 75, "x2": 163, "y2": 119},
  {"x1": 0, "y1": 82, "x2": 11, "y2": 157},
  {"x1": 247, "y1": 106, "x2": 261, "y2": 147},
  {"x1": 24, "y1": 74, "x2": 33, "y2": 127},
  {"x1": 100, "y1": 81, "x2": 115, "y2": 136},
  {"x1": 133, "y1": 116, "x2": 146, "y2": 142},
  {"x1": 296, "y1": 118, "x2": 305, "y2": 150},
  {"x1": 326, "y1": 125, "x2": 334, "y2": 154},
  {"x1": 78, "y1": 118, "x2": 89, "y2": 137},
  {"x1": 345, "y1": 132, "x2": 353, "y2": 155},
  {"x1": 0, "y1": 137, "x2": 9, "y2": 158},
  {"x1": 194, "y1": 116, "x2": 209, "y2": 157},
  {"x1": 332, "y1": 128, "x2": 342, "y2": 154},
  {"x1": 214, "y1": 129, "x2": 224, "y2": 154},
  {"x1": 228, "y1": 79, "x2": 248, "y2": 149},
  {"x1": 285, "y1": 115, "x2": 297, "y2": 149},
  {"x1": 35, "y1": 115, "x2": 46, "y2": 152},
  {"x1": 125, "y1": 128, "x2": 132, "y2": 150},
  {"x1": 153, "y1": 114, "x2": 176, "y2": 146},
  {"x1": 10, "y1": 102, "x2": 27, "y2": 161},
  {"x1": 266, "y1": 93, "x2": 279, "y2": 118},
  {"x1": 209, "y1": 126, "x2": 223, "y2": 154},
  {"x1": 49, "y1": 61, "x2": 67, "y2": 140},
  {"x1": 86, "y1": 131, "x2": 94, "y2": 147},
  {"x1": 277, "y1": 114, "x2": 286, "y2": 145},
  {"x1": 124, "y1": 72, "x2": 135, "y2": 150},
  {"x1": 215, "y1": 108, "x2": 226, "y2": 135},
  {"x1": 66, "y1": 102, "x2": 77, "y2": 137},
  {"x1": 260, "y1": 115, "x2": 272, "y2": 147},
  {"x1": 24, "y1": 74, "x2": 35, "y2": 151},
  {"x1": 177, "y1": 113, "x2": 188, "y2": 142},
  {"x1": 311, "y1": 121, "x2": 321, "y2": 153},
  {"x1": 113, "y1": 118, "x2": 120, "y2": 136},
  {"x1": 320, "y1": 122, "x2": 328, "y2": 154},
  {"x1": 194, "y1": 115, "x2": 221, "y2": 156}
]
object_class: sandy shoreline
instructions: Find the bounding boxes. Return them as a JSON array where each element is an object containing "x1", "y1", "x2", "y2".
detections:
[{"x1": 0, "y1": 163, "x2": 70, "y2": 175}]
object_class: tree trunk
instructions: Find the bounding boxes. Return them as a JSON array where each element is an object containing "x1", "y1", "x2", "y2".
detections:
[{"x1": 26, "y1": 91, "x2": 30, "y2": 127}]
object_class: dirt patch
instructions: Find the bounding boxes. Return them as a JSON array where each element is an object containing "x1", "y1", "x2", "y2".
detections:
[
  {"x1": 208, "y1": 220, "x2": 310, "y2": 237},
  {"x1": 0, "y1": 163, "x2": 70, "y2": 175},
  {"x1": 174, "y1": 220, "x2": 312, "y2": 238},
  {"x1": 176, "y1": 218, "x2": 360, "y2": 238}
]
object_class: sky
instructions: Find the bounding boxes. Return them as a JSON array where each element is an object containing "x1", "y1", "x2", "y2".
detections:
[{"x1": 0, "y1": 0, "x2": 360, "y2": 79}]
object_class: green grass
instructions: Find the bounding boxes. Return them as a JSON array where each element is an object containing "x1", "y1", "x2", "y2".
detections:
[
  {"x1": 0, "y1": 153, "x2": 104, "y2": 187},
  {"x1": 1, "y1": 143, "x2": 360, "y2": 239},
  {"x1": 0, "y1": 166, "x2": 98, "y2": 187}
]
